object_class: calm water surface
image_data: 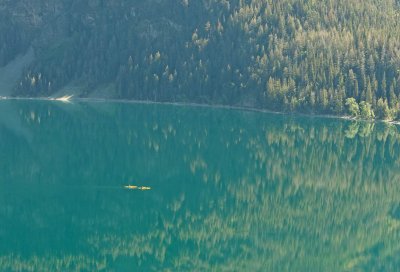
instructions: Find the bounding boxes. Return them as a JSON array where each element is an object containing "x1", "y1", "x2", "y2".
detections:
[{"x1": 1, "y1": 100, "x2": 400, "y2": 271}]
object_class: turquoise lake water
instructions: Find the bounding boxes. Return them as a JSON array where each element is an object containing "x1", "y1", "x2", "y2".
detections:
[{"x1": 1, "y1": 100, "x2": 400, "y2": 271}]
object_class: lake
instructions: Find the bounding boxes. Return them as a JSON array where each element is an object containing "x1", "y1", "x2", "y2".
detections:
[{"x1": 1, "y1": 100, "x2": 400, "y2": 271}]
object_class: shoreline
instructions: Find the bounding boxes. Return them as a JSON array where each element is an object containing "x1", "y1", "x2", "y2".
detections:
[{"x1": 1, "y1": 95, "x2": 399, "y2": 126}]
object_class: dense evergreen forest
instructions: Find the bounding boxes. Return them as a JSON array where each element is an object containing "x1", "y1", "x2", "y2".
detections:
[{"x1": 1, "y1": 0, "x2": 400, "y2": 119}]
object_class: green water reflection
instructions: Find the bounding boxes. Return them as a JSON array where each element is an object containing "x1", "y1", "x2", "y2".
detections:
[{"x1": 0, "y1": 100, "x2": 400, "y2": 271}]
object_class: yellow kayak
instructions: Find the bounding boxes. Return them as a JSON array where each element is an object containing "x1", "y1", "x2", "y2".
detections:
[
  {"x1": 125, "y1": 185, "x2": 138, "y2": 189},
  {"x1": 124, "y1": 185, "x2": 151, "y2": 190}
]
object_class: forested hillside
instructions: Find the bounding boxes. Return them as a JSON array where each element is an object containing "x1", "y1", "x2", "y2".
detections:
[{"x1": 1, "y1": 0, "x2": 400, "y2": 119}]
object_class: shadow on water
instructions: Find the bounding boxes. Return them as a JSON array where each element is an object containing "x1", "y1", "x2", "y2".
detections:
[
  {"x1": 389, "y1": 204, "x2": 400, "y2": 220},
  {"x1": 1, "y1": 100, "x2": 400, "y2": 271}
]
